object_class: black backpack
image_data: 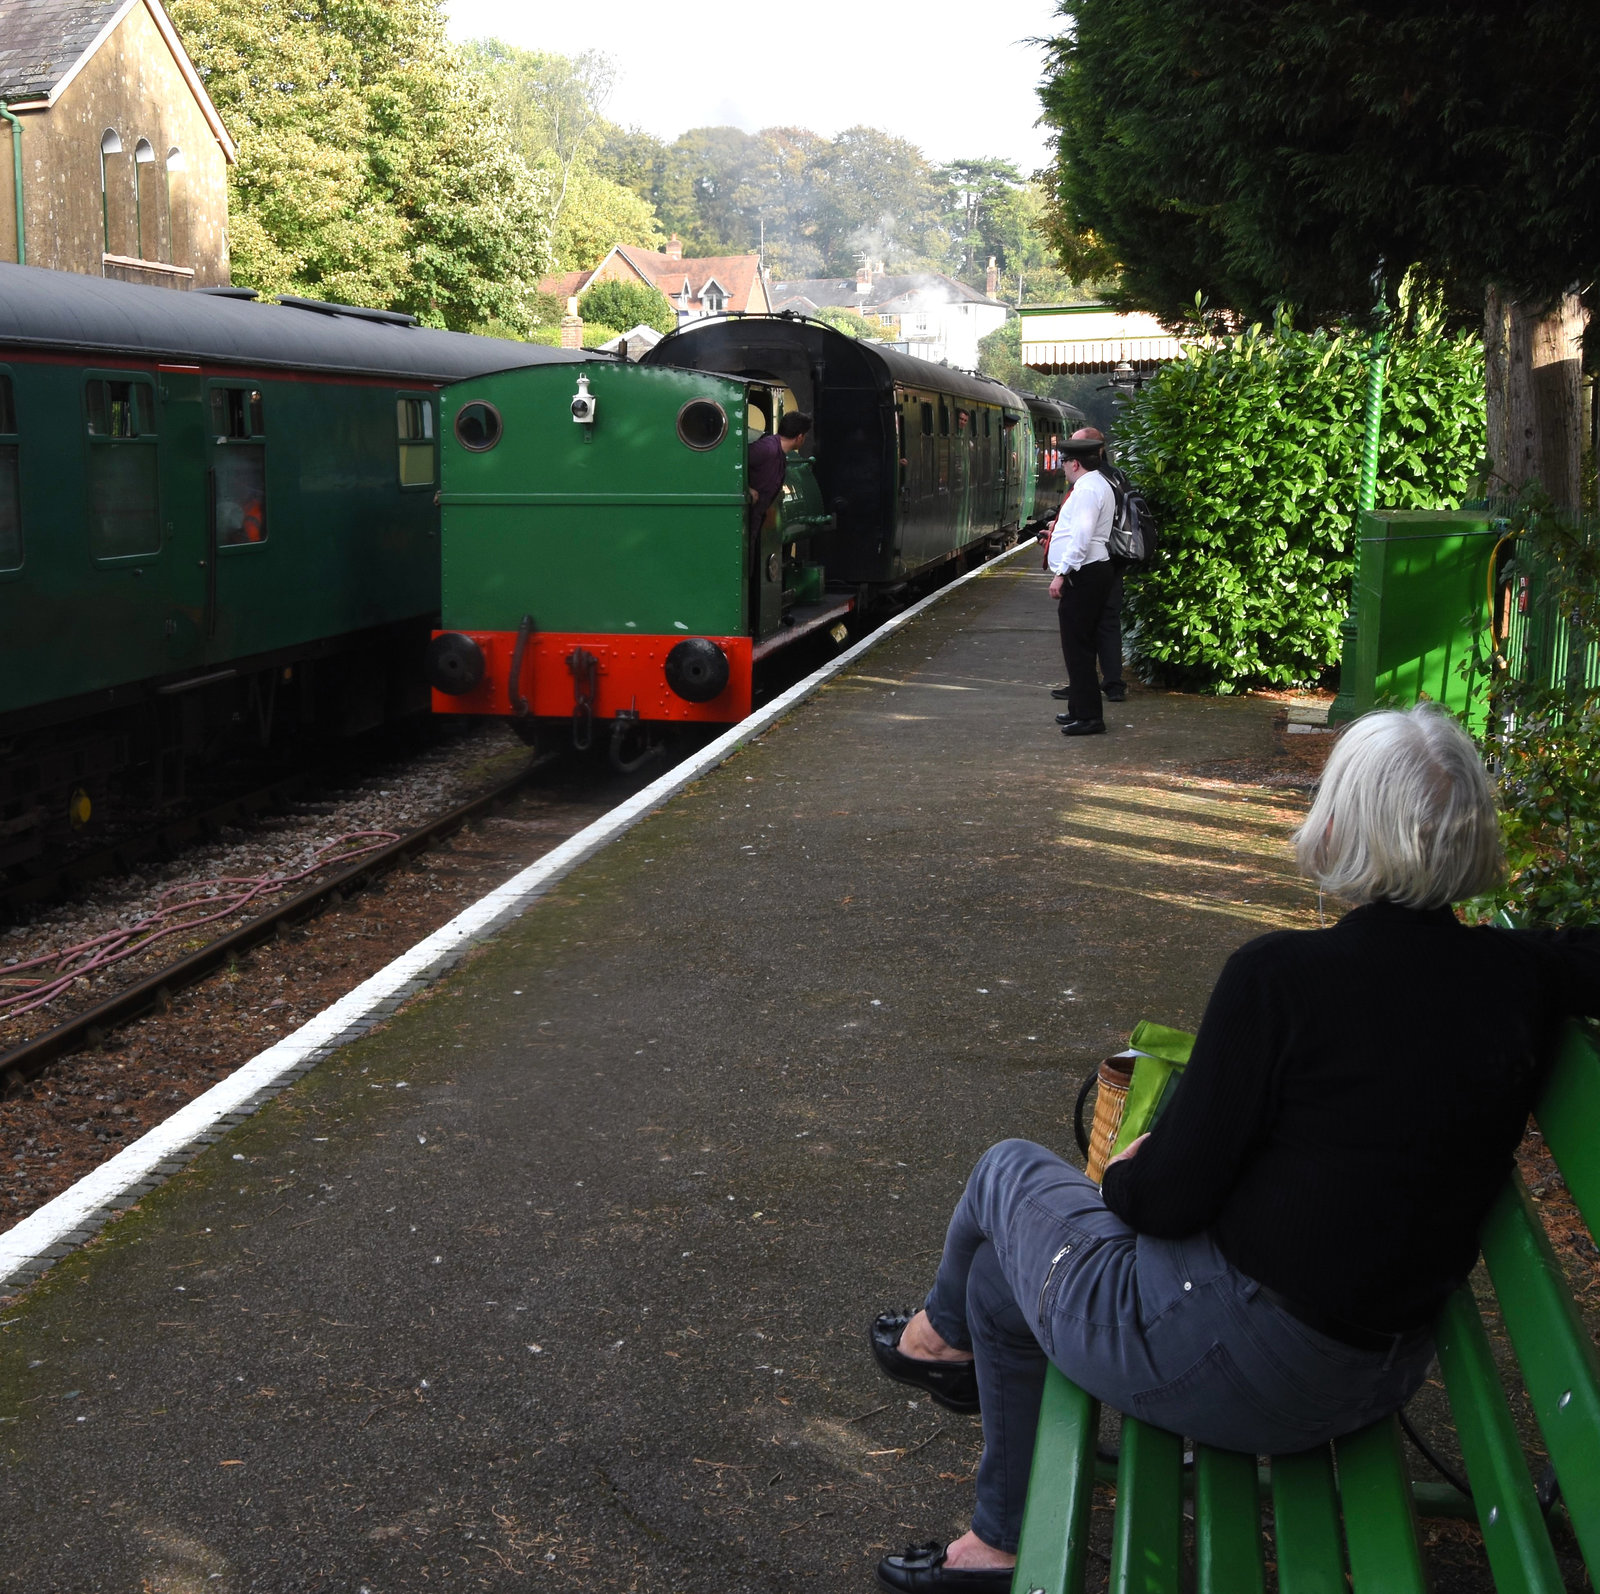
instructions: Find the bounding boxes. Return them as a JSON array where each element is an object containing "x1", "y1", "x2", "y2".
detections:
[{"x1": 1102, "y1": 464, "x2": 1158, "y2": 569}]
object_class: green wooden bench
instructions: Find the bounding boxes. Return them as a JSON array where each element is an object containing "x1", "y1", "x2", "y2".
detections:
[{"x1": 1013, "y1": 1016, "x2": 1600, "y2": 1594}]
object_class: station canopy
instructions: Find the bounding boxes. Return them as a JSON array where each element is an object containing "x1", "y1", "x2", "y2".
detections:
[{"x1": 1019, "y1": 303, "x2": 1184, "y2": 373}]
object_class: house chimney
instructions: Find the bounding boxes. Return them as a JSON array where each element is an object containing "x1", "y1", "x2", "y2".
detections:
[
  {"x1": 856, "y1": 262, "x2": 872, "y2": 294},
  {"x1": 666, "y1": 233, "x2": 683, "y2": 260},
  {"x1": 985, "y1": 256, "x2": 998, "y2": 297},
  {"x1": 560, "y1": 295, "x2": 583, "y2": 350}
]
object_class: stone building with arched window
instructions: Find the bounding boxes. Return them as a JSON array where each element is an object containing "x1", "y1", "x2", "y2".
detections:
[{"x1": 0, "y1": 0, "x2": 235, "y2": 288}]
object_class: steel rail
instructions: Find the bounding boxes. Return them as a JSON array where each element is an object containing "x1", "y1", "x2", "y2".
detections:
[{"x1": 0, "y1": 756, "x2": 554, "y2": 1088}]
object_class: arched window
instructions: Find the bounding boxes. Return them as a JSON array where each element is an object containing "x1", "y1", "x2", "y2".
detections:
[
  {"x1": 99, "y1": 128, "x2": 123, "y2": 257},
  {"x1": 165, "y1": 147, "x2": 188, "y2": 268},
  {"x1": 133, "y1": 139, "x2": 155, "y2": 260}
]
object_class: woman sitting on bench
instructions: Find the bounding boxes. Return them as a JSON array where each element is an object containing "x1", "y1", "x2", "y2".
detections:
[{"x1": 869, "y1": 703, "x2": 1600, "y2": 1593}]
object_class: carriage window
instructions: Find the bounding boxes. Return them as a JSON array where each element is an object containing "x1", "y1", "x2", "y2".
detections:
[
  {"x1": 984, "y1": 411, "x2": 991, "y2": 437},
  {"x1": 939, "y1": 400, "x2": 949, "y2": 436},
  {"x1": 86, "y1": 378, "x2": 150, "y2": 439},
  {"x1": 214, "y1": 447, "x2": 266, "y2": 545},
  {"x1": 920, "y1": 402, "x2": 933, "y2": 436},
  {"x1": 211, "y1": 386, "x2": 264, "y2": 440},
  {"x1": 397, "y1": 395, "x2": 435, "y2": 486},
  {"x1": 209, "y1": 384, "x2": 266, "y2": 546},
  {"x1": 85, "y1": 377, "x2": 160, "y2": 559},
  {"x1": 0, "y1": 373, "x2": 18, "y2": 571}
]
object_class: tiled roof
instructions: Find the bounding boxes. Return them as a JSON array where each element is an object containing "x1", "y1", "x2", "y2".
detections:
[
  {"x1": 542, "y1": 270, "x2": 594, "y2": 302},
  {"x1": 541, "y1": 247, "x2": 767, "y2": 314},
  {"x1": 771, "y1": 270, "x2": 1002, "y2": 313},
  {"x1": 0, "y1": 0, "x2": 126, "y2": 100}
]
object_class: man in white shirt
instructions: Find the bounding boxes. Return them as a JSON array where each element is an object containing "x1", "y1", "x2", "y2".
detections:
[{"x1": 1046, "y1": 437, "x2": 1117, "y2": 736}]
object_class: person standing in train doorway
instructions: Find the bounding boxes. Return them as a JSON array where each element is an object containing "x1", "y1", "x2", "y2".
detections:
[
  {"x1": 747, "y1": 410, "x2": 812, "y2": 532},
  {"x1": 1046, "y1": 433, "x2": 1117, "y2": 737}
]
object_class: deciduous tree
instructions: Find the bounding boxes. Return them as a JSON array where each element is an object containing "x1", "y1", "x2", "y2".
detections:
[
  {"x1": 170, "y1": 0, "x2": 551, "y2": 331},
  {"x1": 460, "y1": 41, "x2": 662, "y2": 270},
  {"x1": 578, "y1": 279, "x2": 677, "y2": 335}
]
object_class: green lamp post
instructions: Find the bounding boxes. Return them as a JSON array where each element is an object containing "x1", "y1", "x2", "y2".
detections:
[{"x1": 1327, "y1": 289, "x2": 1390, "y2": 724}]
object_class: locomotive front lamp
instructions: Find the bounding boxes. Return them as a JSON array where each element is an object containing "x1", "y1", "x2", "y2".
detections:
[{"x1": 570, "y1": 374, "x2": 597, "y2": 432}]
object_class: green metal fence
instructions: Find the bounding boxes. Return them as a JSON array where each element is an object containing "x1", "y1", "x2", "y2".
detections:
[{"x1": 1496, "y1": 521, "x2": 1600, "y2": 698}]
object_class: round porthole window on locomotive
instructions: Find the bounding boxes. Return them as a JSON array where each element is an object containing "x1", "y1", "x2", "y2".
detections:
[
  {"x1": 677, "y1": 399, "x2": 728, "y2": 451},
  {"x1": 455, "y1": 401, "x2": 503, "y2": 452}
]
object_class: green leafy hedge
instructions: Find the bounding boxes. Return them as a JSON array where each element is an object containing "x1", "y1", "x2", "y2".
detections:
[{"x1": 1118, "y1": 300, "x2": 1484, "y2": 690}]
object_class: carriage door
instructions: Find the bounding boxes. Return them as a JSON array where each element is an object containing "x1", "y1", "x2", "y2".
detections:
[
  {"x1": 204, "y1": 383, "x2": 267, "y2": 656},
  {"x1": 999, "y1": 414, "x2": 1019, "y2": 529}
]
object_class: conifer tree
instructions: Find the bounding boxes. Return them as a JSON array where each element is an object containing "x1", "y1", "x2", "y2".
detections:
[{"x1": 1040, "y1": 0, "x2": 1600, "y2": 507}]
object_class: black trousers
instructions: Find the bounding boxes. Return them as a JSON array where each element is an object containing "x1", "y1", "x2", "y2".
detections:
[{"x1": 1058, "y1": 559, "x2": 1117, "y2": 724}]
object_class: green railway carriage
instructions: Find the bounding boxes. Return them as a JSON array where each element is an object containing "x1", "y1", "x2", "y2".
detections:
[
  {"x1": 0, "y1": 262, "x2": 582, "y2": 871},
  {"x1": 425, "y1": 359, "x2": 842, "y2": 757},
  {"x1": 641, "y1": 315, "x2": 1038, "y2": 587},
  {"x1": 1020, "y1": 391, "x2": 1086, "y2": 530}
]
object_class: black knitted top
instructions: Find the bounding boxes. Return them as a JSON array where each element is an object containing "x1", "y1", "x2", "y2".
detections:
[{"x1": 1101, "y1": 902, "x2": 1600, "y2": 1332}]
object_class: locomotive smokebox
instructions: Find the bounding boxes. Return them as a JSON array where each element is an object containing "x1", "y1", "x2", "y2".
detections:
[
  {"x1": 664, "y1": 638, "x2": 730, "y2": 703},
  {"x1": 425, "y1": 632, "x2": 487, "y2": 695}
]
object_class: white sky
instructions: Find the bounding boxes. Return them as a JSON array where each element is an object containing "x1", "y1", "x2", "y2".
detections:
[{"x1": 443, "y1": 0, "x2": 1065, "y2": 177}]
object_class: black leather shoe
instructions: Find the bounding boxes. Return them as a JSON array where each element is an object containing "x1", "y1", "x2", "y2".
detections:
[
  {"x1": 1050, "y1": 684, "x2": 1071, "y2": 699},
  {"x1": 1103, "y1": 683, "x2": 1127, "y2": 703},
  {"x1": 869, "y1": 1311, "x2": 980, "y2": 1412},
  {"x1": 1054, "y1": 712, "x2": 1079, "y2": 725},
  {"x1": 1062, "y1": 719, "x2": 1106, "y2": 737},
  {"x1": 876, "y1": 1541, "x2": 1014, "y2": 1594}
]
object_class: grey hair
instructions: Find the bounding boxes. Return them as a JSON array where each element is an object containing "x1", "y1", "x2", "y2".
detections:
[{"x1": 1292, "y1": 704, "x2": 1505, "y2": 909}]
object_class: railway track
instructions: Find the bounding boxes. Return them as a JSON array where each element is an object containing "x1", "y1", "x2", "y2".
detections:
[
  {"x1": 0, "y1": 769, "x2": 317, "y2": 919},
  {"x1": 0, "y1": 756, "x2": 554, "y2": 1090}
]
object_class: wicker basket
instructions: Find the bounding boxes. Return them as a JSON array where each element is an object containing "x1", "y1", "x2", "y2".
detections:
[{"x1": 1085, "y1": 1057, "x2": 1135, "y2": 1184}]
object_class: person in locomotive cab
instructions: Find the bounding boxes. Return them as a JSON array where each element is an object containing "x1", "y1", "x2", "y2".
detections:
[
  {"x1": 747, "y1": 410, "x2": 812, "y2": 532},
  {"x1": 1045, "y1": 434, "x2": 1117, "y2": 737}
]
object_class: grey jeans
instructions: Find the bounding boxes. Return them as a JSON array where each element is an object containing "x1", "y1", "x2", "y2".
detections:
[{"x1": 922, "y1": 1139, "x2": 1434, "y2": 1552}]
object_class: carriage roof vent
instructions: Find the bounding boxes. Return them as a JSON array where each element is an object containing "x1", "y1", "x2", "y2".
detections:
[
  {"x1": 197, "y1": 286, "x2": 259, "y2": 299},
  {"x1": 276, "y1": 295, "x2": 418, "y2": 327}
]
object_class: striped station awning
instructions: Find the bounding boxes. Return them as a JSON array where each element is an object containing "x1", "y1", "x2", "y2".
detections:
[{"x1": 1018, "y1": 304, "x2": 1185, "y2": 373}]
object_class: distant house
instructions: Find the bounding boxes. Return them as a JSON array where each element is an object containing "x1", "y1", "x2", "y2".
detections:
[
  {"x1": 542, "y1": 235, "x2": 772, "y2": 326},
  {"x1": 594, "y1": 323, "x2": 666, "y2": 361},
  {"x1": 771, "y1": 262, "x2": 1008, "y2": 372},
  {"x1": 0, "y1": 0, "x2": 236, "y2": 288}
]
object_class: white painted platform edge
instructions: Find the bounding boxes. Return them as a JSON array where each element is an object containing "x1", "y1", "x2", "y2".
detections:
[{"x1": 0, "y1": 539, "x2": 1034, "y2": 1292}]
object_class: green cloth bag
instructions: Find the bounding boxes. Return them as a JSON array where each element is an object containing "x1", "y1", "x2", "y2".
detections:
[{"x1": 1106, "y1": 1021, "x2": 1196, "y2": 1160}]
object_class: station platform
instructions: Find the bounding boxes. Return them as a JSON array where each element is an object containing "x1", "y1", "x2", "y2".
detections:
[{"x1": 0, "y1": 557, "x2": 1322, "y2": 1591}]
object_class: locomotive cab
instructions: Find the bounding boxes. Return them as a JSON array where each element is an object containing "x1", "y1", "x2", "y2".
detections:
[{"x1": 426, "y1": 360, "x2": 848, "y2": 759}]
